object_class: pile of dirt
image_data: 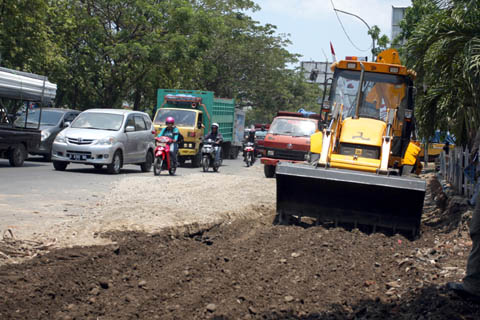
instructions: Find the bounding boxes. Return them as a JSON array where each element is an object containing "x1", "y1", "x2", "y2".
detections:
[
  {"x1": 1, "y1": 209, "x2": 479, "y2": 319},
  {"x1": 1, "y1": 173, "x2": 480, "y2": 319},
  {"x1": 422, "y1": 174, "x2": 473, "y2": 237},
  {"x1": 29, "y1": 172, "x2": 276, "y2": 249}
]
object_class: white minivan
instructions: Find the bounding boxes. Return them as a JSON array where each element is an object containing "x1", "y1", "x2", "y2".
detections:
[{"x1": 51, "y1": 109, "x2": 155, "y2": 174}]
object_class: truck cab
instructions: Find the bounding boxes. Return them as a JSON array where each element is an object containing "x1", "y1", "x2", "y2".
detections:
[{"x1": 261, "y1": 112, "x2": 320, "y2": 178}]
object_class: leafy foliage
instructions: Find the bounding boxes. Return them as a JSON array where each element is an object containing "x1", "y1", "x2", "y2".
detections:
[
  {"x1": 0, "y1": 0, "x2": 320, "y2": 124},
  {"x1": 368, "y1": 25, "x2": 390, "y2": 57},
  {"x1": 400, "y1": 0, "x2": 480, "y2": 145}
]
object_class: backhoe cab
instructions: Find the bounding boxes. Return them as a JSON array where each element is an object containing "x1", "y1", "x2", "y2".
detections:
[{"x1": 276, "y1": 49, "x2": 426, "y2": 237}]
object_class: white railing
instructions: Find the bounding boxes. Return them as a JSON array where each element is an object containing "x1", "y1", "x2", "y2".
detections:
[{"x1": 438, "y1": 146, "x2": 475, "y2": 198}]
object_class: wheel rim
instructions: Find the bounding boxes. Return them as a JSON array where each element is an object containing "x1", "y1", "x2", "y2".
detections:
[{"x1": 114, "y1": 154, "x2": 121, "y2": 171}]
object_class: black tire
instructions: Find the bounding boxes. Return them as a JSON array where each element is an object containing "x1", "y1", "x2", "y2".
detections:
[
  {"x1": 141, "y1": 151, "x2": 153, "y2": 172},
  {"x1": 229, "y1": 147, "x2": 239, "y2": 159},
  {"x1": 107, "y1": 150, "x2": 122, "y2": 174},
  {"x1": 264, "y1": 164, "x2": 275, "y2": 178},
  {"x1": 169, "y1": 164, "x2": 176, "y2": 176},
  {"x1": 202, "y1": 155, "x2": 209, "y2": 172},
  {"x1": 178, "y1": 157, "x2": 185, "y2": 167},
  {"x1": 192, "y1": 153, "x2": 202, "y2": 168},
  {"x1": 248, "y1": 152, "x2": 254, "y2": 166},
  {"x1": 53, "y1": 160, "x2": 68, "y2": 171},
  {"x1": 93, "y1": 164, "x2": 103, "y2": 170},
  {"x1": 153, "y1": 158, "x2": 162, "y2": 176},
  {"x1": 8, "y1": 144, "x2": 26, "y2": 167}
]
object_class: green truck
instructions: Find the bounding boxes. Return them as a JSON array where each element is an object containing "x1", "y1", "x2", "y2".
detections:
[{"x1": 153, "y1": 89, "x2": 245, "y2": 167}]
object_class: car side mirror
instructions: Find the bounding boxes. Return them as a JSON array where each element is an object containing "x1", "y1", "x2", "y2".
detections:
[
  {"x1": 63, "y1": 121, "x2": 71, "y2": 128},
  {"x1": 125, "y1": 125, "x2": 135, "y2": 132}
]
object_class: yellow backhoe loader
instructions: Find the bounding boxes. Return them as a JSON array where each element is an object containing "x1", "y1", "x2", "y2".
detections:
[{"x1": 275, "y1": 49, "x2": 426, "y2": 237}]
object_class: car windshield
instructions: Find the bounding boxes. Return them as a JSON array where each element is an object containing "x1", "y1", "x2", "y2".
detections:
[
  {"x1": 14, "y1": 109, "x2": 64, "y2": 128},
  {"x1": 71, "y1": 112, "x2": 124, "y2": 131},
  {"x1": 268, "y1": 118, "x2": 317, "y2": 137},
  {"x1": 330, "y1": 69, "x2": 408, "y2": 121},
  {"x1": 154, "y1": 109, "x2": 196, "y2": 127}
]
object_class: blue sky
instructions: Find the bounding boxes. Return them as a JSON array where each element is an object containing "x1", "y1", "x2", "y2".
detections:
[{"x1": 250, "y1": 0, "x2": 412, "y2": 65}]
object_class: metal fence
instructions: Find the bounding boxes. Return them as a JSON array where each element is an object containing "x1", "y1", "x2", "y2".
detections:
[{"x1": 438, "y1": 146, "x2": 475, "y2": 197}]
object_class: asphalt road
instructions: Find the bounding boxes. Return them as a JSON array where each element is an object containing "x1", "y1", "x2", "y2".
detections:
[{"x1": 0, "y1": 154, "x2": 259, "y2": 238}]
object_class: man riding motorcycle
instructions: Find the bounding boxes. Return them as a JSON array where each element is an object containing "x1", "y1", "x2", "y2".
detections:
[
  {"x1": 204, "y1": 122, "x2": 223, "y2": 164},
  {"x1": 158, "y1": 116, "x2": 179, "y2": 165},
  {"x1": 243, "y1": 129, "x2": 256, "y2": 157}
]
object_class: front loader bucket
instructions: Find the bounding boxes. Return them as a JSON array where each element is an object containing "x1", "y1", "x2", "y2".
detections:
[{"x1": 275, "y1": 162, "x2": 426, "y2": 236}]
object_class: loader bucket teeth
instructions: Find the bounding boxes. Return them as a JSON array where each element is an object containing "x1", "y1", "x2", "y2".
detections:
[{"x1": 275, "y1": 162, "x2": 426, "y2": 237}]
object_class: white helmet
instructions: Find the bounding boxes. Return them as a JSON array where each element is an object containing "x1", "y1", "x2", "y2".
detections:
[{"x1": 212, "y1": 122, "x2": 219, "y2": 128}]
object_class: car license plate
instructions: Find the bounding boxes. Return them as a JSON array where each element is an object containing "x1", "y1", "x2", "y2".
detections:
[{"x1": 70, "y1": 154, "x2": 85, "y2": 160}]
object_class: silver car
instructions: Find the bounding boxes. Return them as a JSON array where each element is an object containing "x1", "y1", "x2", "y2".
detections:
[{"x1": 51, "y1": 109, "x2": 155, "y2": 174}]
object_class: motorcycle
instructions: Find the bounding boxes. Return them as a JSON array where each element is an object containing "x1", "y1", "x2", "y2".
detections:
[
  {"x1": 153, "y1": 136, "x2": 176, "y2": 176},
  {"x1": 201, "y1": 138, "x2": 220, "y2": 172},
  {"x1": 244, "y1": 142, "x2": 256, "y2": 167}
]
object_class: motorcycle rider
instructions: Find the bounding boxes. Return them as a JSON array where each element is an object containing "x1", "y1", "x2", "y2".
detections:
[
  {"x1": 158, "y1": 116, "x2": 179, "y2": 165},
  {"x1": 243, "y1": 128, "x2": 256, "y2": 157},
  {"x1": 204, "y1": 122, "x2": 223, "y2": 164}
]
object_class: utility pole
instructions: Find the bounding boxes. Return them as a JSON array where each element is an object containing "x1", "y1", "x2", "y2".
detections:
[{"x1": 333, "y1": 8, "x2": 375, "y2": 61}]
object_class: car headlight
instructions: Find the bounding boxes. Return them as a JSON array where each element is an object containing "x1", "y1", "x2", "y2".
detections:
[
  {"x1": 54, "y1": 134, "x2": 66, "y2": 143},
  {"x1": 95, "y1": 137, "x2": 115, "y2": 145},
  {"x1": 41, "y1": 131, "x2": 51, "y2": 141}
]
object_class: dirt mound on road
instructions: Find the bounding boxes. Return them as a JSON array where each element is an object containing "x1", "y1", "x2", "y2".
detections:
[
  {"x1": 1, "y1": 211, "x2": 479, "y2": 319},
  {"x1": 38, "y1": 172, "x2": 275, "y2": 248}
]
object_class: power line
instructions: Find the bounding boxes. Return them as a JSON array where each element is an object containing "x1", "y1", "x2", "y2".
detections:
[{"x1": 330, "y1": 0, "x2": 371, "y2": 52}]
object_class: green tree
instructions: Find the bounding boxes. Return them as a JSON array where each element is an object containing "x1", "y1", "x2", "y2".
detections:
[
  {"x1": 368, "y1": 25, "x2": 390, "y2": 57},
  {"x1": 0, "y1": 0, "x2": 321, "y2": 123},
  {"x1": 401, "y1": 0, "x2": 480, "y2": 144}
]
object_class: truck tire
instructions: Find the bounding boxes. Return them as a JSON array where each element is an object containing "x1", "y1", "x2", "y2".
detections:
[
  {"x1": 178, "y1": 157, "x2": 185, "y2": 167},
  {"x1": 53, "y1": 161, "x2": 68, "y2": 171},
  {"x1": 230, "y1": 146, "x2": 239, "y2": 159},
  {"x1": 9, "y1": 144, "x2": 26, "y2": 167},
  {"x1": 264, "y1": 164, "x2": 275, "y2": 178},
  {"x1": 192, "y1": 153, "x2": 202, "y2": 168}
]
